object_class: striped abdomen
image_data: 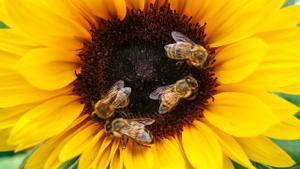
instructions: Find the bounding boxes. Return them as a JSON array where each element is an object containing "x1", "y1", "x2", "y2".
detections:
[{"x1": 164, "y1": 42, "x2": 193, "y2": 60}]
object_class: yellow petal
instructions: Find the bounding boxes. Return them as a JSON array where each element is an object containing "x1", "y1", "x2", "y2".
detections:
[
  {"x1": 0, "y1": 104, "x2": 35, "y2": 130},
  {"x1": 223, "y1": 156, "x2": 235, "y2": 169},
  {"x1": 123, "y1": 141, "x2": 154, "y2": 169},
  {"x1": 214, "y1": 38, "x2": 267, "y2": 84},
  {"x1": 15, "y1": 48, "x2": 79, "y2": 90},
  {"x1": 182, "y1": 121, "x2": 223, "y2": 169},
  {"x1": 93, "y1": 137, "x2": 120, "y2": 169},
  {"x1": 208, "y1": 0, "x2": 285, "y2": 47},
  {"x1": 207, "y1": 124, "x2": 255, "y2": 169},
  {"x1": 241, "y1": 28, "x2": 300, "y2": 91},
  {"x1": 44, "y1": 0, "x2": 93, "y2": 30},
  {"x1": 237, "y1": 136, "x2": 295, "y2": 168},
  {"x1": 0, "y1": 72, "x2": 71, "y2": 108},
  {"x1": 2, "y1": 0, "x2": 90, "y2": 50},
  {"x1": 72, "y1": 0, "x2": 127, "y2": 20},
  {"x1": 24, "y1": 137, "x2": 61, "y2": 169},
  {"x1": 126, "y1": 0, "x2": 146, "y2": 10},
  {"x1": 9, "y1": 96, "x2": 83, "y2": 150},
  {"x1": 205, "y1": 92, "x2": 279, "y2": 137},
  {"x1": 0, "y1": 128, "x2": 16, "y2": 151},
  {"x1": 278, "y1": 84, "x2": 300, "y2": 95},
  {"x1": 0, "y1": 29, "x2": 39, "y2": 56},
  {"x1": 110, "y1": 148, "x2": 123, "y2": 169},
  {"x1": 0, "y1": 51, "x2": 20, "y2": 70},
  {"x1": 217, "y1": 85, "x2": 299, "y2": 120},
  {"x1": 265, "y1": 116, "x2": 300, "y2": 140},
  {"x1": 59, "y1": 123, "x2": 100, "y2": 162},
  {"x1": 260, "y1": 5, "x2": 300, "y2": 32},
  {"x1": 44, "y1": 121, "x2": 93, "y2": 169},
  {"x1": 78, "y1": 130, "x2": 105, "y2": 169},
  {"x1": 24, "y1": 117, "x2": 89, "y2": 168},
  {"x1": 152, "y1": 137, "x2": 185, "y2": 169},
  {"x1": 170, "y1": 0, "x2": 188, "y2": 14}
]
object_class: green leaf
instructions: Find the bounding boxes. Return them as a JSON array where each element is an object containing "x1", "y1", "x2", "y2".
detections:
[
  {"x1": 18, "y1": 146, "x2": 39, "y2": 169},
  {"x1": 58, "y1": 157, "x2": 79, "y2": 169},
  {"x1": 273, "y1": 140, "x2": 300, "y2": 164},
  {"x1": 276, "y1": 93, "x2": 300, "y2": 107},
  {"x1": 284, "y1": 0, "x2": 297, "y2": 6},
  {"x1": 0, "y1": 152, "x2": 27, "y2": 169},
  {"x1": 0, "y1": 22, "x2": 8, "y2": 29}
]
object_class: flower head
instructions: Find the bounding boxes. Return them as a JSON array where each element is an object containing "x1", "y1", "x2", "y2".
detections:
[{"x1": 0, "y1": 0, "x2": 300, "y2": 169}]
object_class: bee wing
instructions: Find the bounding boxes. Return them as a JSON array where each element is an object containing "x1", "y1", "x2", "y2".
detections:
[
  {"x1": 112, "y1": 87, "x2": 131, "y2": 108},
  {"x1": 108, "y1": 80, "x2": 125, "y2": 94},
  {"x1": 119, "y1": 125, "x2": 154, "y2": 145},
  {"x1": 171, "y1": 31, "x2": 195, "y2": 44},
  {"x1": 149, "y1": 85, "x2": 173, "y2": 100},
  {"x1": 128, "y1": 118, "x2": 155, "y2": 126}
]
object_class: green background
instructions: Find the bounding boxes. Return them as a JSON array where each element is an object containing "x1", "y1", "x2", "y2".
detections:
[{"x1": 0, "y1": 0, "x2": 299, "y2": 168}]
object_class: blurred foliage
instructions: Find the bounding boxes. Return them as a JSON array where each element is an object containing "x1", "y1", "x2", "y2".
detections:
[
  {"x1": 0, "y1": 0, "x2": 300, "y2": 169},
  {"x1": 0, "y1": 152, "x2": 27, "y2": 169},
  {"x1": 0, "y1": 22, "x2": 8, "y2": 29}
]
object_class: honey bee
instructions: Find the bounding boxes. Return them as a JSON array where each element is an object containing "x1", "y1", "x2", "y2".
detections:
[
  {"x1": 105, "y1": 118, "x2": 155, "y2": 148},
  {"x1": 92, "y1": 80, "x2": 131, "y2": 120},
  {"x1": 150, "y1": 76, "x2": 198, "y2": 114},
  {"x1": 164, "y1": 31, "x2": 213, "y2": 69}
]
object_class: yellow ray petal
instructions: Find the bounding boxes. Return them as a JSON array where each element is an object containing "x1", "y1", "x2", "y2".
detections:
[
  {"x1": 44, "y1": 0, "x2": 93, "y2": 31},
  {"x1": 44, "y1": 121, "x2": 93, "y2": 169},
  {"x1": 1, "y1": 0, "x2": 90, "y2": 50},
  {"x1": 92, "y1": 137, "x2": 119, "y2": 169},
  {"x1": 237, "y1": 136, "x2": 295, "y2": 168},
  {"x1": 207, "y1": 124, "x2": 255, "y2": 169},
  {"x1": 205, "y1": 92, "x2": 279, "y2": 137},
  {"x1": 110, "y1": 148, "x2": 123, "y2": 169},
  {"x1": 223, "y1": 156, "x2": 235, "y2": 169},
  {"x1": 208, "y1": 0, "x2": 285, "y2": 47},
  {"x1": 183, "y1": 0, "x2": 212, "y2": 23},
  {"x1": 78, "y1": 130, "x2": 105, "y2": 169},
  {"x1": 0, "y1": 128, "x2": 16, "y2": 151},
  {"x1": 214, "y1": 38, "x2": 267, "y2": 84},
  {"x1": 241, "y1": 28, "x2": 300, "y2": 91},
  {"x1": 152, "y1": 137, "x2": 185, "y2": 169},
  {"x1": 15, "y1": 48, "x2": 80, "y2": 90},
  {"x1": 170, "y1": 0, "x2": 187, "y2": 14},
  {"x1": 217, "y1": 85, "x2": 299, "y2": 120},
  {"x1": 0, "y1": 104, "x2": 35, "y2": 130},
  {"x1": 0, "y1": 29, "x2": 39, "y2": 56},
  {"x1": 0, "y1": 51, "x2": 21, "y2": 70},
  {"x1": 8, "y1": 96, "x2": 83, "y2": 150},
  {"x1": 126, "y1": 0, "x2": 146, "y2": 10},
  {"x1": 278, "y1": 84, "x2": 300, "y2": 95},
  {"x1": 59, "y1": 123, "x2": 100, "y2": 162},
  {"x1": 0, "y1": 72, "x2": 71, "y2": 108},
  {"x1": 72, "y1": 0, "x2": 127, "y2": 20},
  {"x1": 182, "y1": 121, "x2": 223, "y2": 169},
  {"x1": 265, "y1": 116, "x2": 300, "y2": 140},
  {"x1": 123, "y1": 141, "x2": 154, "y2": 169},
  {"x1": 24, "y1": 117, "x2": 89, "y2": 168},
  {"x1": 260, "y1": 5, "x2": 300, "y2": 32}
]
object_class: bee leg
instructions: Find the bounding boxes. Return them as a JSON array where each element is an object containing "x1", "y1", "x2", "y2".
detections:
[{"x1": 121, "y1": 136, "x2": 129, "y2": 149}]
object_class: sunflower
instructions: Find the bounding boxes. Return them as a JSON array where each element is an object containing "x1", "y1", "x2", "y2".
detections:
[{"x1": 0, "y1": 0, "x2": 300, "y2": 169}]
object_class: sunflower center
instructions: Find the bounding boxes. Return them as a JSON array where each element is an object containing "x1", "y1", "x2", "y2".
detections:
[{"x1": 74, "y1": 4, "x2": 217, "y2": 139}]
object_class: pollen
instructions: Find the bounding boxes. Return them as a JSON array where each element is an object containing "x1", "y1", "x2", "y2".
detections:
[{"x1": 73, "y1": 4, "x2": 218, "y2": 139}]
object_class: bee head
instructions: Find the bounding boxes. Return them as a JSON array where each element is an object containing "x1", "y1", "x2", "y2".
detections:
[{"x1": 185, "y1": 76, "x2": 198, "y2": 90}]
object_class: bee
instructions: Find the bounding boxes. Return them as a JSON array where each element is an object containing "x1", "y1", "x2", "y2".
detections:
[
  {"x1": 92, "y1": 80, "x2": 131, "y2": 120},
  {"x1": 164, "y1": 31, "x2": 213, "y2": 69},
  {"x1": 105, "y1": 117, "x2": 155, "y2": 148},
  {"x1": 150, "y1": 76, "x2": 198, "y2": 114}
]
